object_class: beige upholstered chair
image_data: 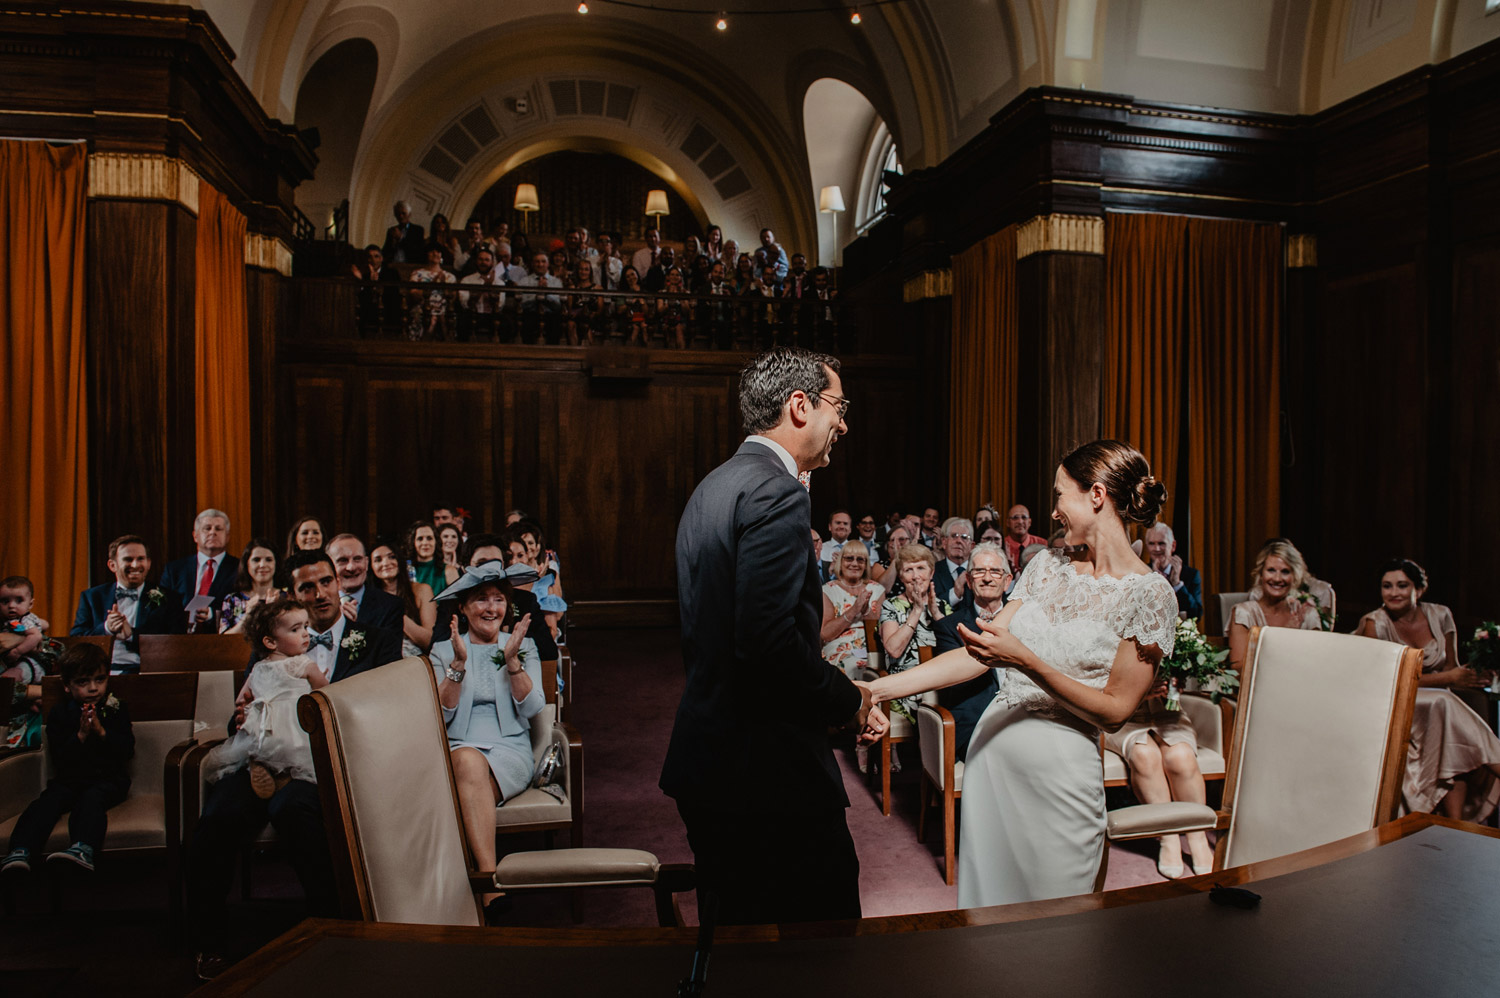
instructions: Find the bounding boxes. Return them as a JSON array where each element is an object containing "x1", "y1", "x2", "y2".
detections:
[
  {"x1": 1101, "y1": 692, "x2": 1231, "y2": 788},
  {"x1": 915, "y1": 702, "x2": 963, "y2": 884},
  {"x1": 296, "y1": 657, "x2": 691, "y2": 926},
  {"x1": 491, "y1": 658, "x2": 584, "y2": 848},
  {"x1": 1105, "y1": 627, "x2": 1421, "y2": 874},
  {"x1": 0, "y1": 673, "x2": 199, "y2": 906},
  {"x1": 1215, "y1": 592, "x2": 1250, "y2": 635}
]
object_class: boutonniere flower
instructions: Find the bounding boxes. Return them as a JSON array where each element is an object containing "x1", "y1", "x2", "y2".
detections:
[
  {"x1": 145, "y1": 588, "x2": 165, "y2": 608},
  {"x1": 102, "y1": 694, "x2": 121, "y2": 714},
  {"x1": 341, "y1": 629, "x2": 367, "y2": 660}
]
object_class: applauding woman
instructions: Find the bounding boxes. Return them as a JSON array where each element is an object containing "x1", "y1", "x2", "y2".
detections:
[
  {"x1": 220, "y1": 540, "x2": 282, "y2": 634},
  {"x1": 1354, "y1": 559, "x2": 1500, "y2": 821},
  {"x1": 428, "y1": 566, "x2": 544, "y2": 914},
  {"x1": 821, "y1": 545, "x2": 885, "y2": 680},
  {"x1": 879, "y1": 544, "x2": 951, "y2": 730}
]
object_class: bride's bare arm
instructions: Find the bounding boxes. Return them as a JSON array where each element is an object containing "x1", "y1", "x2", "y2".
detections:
[
  {"x1": 959, "y1": 618, "x2": 1156, "y2": 730},
  {"x1": 868, "y1": 599, "x2": 1022, "y2": 704}
]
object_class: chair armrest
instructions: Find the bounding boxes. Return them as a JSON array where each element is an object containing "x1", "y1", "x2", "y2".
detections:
[
  {"x1": 1105, "y1": 801, "x2": 1219, "y2": 841},
  {"x1": 0, "y1": 748, "x2": 45, "y2": 823},
  {"x1": 164, "y1": 735, "x2": 203, "y2": 857},
  {"x1": 558, "y1": 720, "x2": 584, "y2": 823},
  {"x1": 179, "y1": 737, "x2": 227, "y2": 846},
  {"x1": 916, "y1": 703, "x2": 956, "y2": 787},
  {"x1": 1178, "y1": 693, "x2": 1223, "y2": 757}
]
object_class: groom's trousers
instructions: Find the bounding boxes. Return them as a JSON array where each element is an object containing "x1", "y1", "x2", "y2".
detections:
[{"x1": 677, "y1": 801, "x2": 861, "y2": 925}]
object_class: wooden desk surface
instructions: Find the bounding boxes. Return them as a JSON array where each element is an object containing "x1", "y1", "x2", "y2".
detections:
[{"x1": 200, "y1": 815, "x2": 1500, "y2": 997}]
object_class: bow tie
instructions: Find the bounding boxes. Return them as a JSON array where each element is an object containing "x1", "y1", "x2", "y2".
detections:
[
  {"x1": 116, "y1": 587, "x2": 141, "y2": 601},
  {"x1": 309, "y1": 631, "x2": 334, "y2": 650}
]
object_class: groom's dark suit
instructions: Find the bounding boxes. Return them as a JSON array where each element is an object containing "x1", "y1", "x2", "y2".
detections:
[{"x1": 662, "y1": 439, "x2": 864, "y2": 924}]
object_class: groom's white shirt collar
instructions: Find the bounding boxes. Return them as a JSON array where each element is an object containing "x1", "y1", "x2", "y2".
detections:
[{"x1": 744, "y1": 435, "x2": 797, "y2": 478}]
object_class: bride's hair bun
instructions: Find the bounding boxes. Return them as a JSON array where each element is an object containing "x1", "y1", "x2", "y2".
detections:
[{"x1": 1061, "y1": 440, "x2": 1167, "y2": 525}]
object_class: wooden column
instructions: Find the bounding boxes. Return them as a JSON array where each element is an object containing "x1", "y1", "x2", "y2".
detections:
[{"x1": 1014, "y1": 215, "x2": 1106, "y2": 518}]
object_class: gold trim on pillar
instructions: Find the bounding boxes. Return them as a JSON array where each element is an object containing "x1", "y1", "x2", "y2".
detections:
[
  {"x1": 902, "y1": 269, "x2": 953, "y2": 303},
  {"x1": 1286, "y1": 233, "x2": 1317, "y2": 268},
  {"x1": 1015, "y1": 214, "x2": 1104, "y2": 259},
  {"x1": 244, "y1": 232, "x2": 293, "y2": 276},
  {"x1": 86, "y1": 152, "x2": 200, "y2": 214}
]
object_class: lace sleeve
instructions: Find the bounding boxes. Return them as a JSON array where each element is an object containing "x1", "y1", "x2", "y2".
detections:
[
  {"x1": 1115, "y1": 575, "x2": 1178, "y2": 656},
  {"x1": 1009, "y1": 549, "x2": 1059, "y2": 606}
]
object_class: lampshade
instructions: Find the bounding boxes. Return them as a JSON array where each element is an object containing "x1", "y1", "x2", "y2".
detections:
[
  {"x1": 645, "y1": 189, "x2": 670, "y2": 217},
  {"x1": 819, "y1": 185, "x2": 846, "y2": 213},
  {"x1": 513, "y1": 183, "x2": 539, "y2": 212}
]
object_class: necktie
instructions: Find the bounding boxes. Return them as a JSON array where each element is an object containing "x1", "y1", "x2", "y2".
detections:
[
  {"x1": 197, "y1": 561, "x2": 214, "y2": 597},
  {"x1": 309, "y1": 631, "x2": 334, "y2": 650}
]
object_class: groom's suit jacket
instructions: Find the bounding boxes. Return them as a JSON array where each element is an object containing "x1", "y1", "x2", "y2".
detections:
[{"x1": 661, "y1": 440, "x2": 862, "y2": 813}]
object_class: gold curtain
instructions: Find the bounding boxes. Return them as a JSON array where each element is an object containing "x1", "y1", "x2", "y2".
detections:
[
  {"x1": 0, "y1": 141, "x2": 89, "y2": 625},
  {"x1": 194, "y1": 182, "x2": 252, "y2": 538},
  {"x1": 1186, "y1": 219, "x2": 1282, "y2": 596},
  {"x1": 948, "y1": 225, "x2": 1018, "y2": 518},
  {"x1": 1103, "y1": 213, "x2": 1189, "y2": 527}
]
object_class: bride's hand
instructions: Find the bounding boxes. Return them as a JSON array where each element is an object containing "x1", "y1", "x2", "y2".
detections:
[
  {"x1": 857, "y1": 703, "x2": 888, "y2": 745},
  {"x1": 957, "y1": 617, "x2": 1028, "y2": 670}
]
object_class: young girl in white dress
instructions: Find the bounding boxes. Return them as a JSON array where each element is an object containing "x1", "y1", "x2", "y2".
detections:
[
  {"x1": 871, "y1": 440, "x2": 1178, "y2": 908},
  {"x1": 202, "y1": 598, "x2": 327, "y2": 798}
]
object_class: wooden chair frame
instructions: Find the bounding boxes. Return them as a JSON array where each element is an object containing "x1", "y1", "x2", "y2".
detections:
[{"x1": 915, "y1": 702, "x2": 961, "y2": 884}]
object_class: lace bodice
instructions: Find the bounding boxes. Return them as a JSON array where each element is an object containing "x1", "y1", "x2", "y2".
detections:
[{"x1": 996, "y1": 551, "x2": 1178, "y2": 719}]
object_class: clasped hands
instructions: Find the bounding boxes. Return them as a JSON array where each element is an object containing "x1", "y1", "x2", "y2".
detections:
[{"x1": 848, "y1": 680, "x2": 888, "y2": 744}]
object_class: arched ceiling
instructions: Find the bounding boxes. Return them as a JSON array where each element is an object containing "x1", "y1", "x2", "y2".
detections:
[{"x1": 174, "y1": 0, "x2": 1500, "y2": 243}]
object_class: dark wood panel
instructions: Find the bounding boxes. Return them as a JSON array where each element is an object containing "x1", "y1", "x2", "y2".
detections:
[
  {"x1": 1447, "y1": 239, "x2": 1500, "y2": 626},
  {"x1": 280, "y1": 373, "x2": 352, "y2": 541}
]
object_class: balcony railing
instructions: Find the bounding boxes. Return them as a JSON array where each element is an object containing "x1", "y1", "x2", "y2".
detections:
[{"x1": 279, "y1": 276, "x2": 885, "y2": 353}]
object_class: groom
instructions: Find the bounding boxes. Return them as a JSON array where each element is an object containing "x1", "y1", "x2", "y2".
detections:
[{"x1": 662, "y1": 347, "x2": 885, "y2": 925}]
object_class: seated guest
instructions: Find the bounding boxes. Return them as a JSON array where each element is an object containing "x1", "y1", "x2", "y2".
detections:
[
  {"x1": 820, "y1": 544, "x2": 884, "y2": 680},
  {"x1": 406, "y1": 520, "x2": 455, "y2": 593},
  {"x1": 160, "y1": 508, "x2": 240, "y2": 631},
  {"x1": 617, "y1": 265, "x2": 649, "y2": 346},
  {"x1": 350, "y1": 244, "x2": 402, "y2": 334},
  {"x1": 631, "y1": 226, "x2": 663, "y2": 276},
  {"x1": 878, "y1": 544, "x2": 950, "y2": 762},
  {"x1": 219, "y1": 539, "x2": 282, "y2": 635},
  {"x1": 457, "y1": 247, "x2": 506, "y2": 342},
  {"x1": 565, "y1": 257, "x2": 605, "y2": 346},
  {"x1": 431, "y1": 535, "x2": 558, "y2": 661},
  {"x1": 657, "y1": 266, "x2": 690, "y2": 348},
  {"x1": 1354, "y1": 559, "x2": 1500, "y2": 821},
  {"x1": 428, "y1": 568, "x2": 543, "y2": 920},
  {"x1": 370, "y1": 539, "x2": 435, "y2": 657},
  {"x1": 1227, "y1": 539, "x2": 1329, "y2": 669},
  {"x1": 973, "y1": 504, "x2": 999, "y2": 529},
  {"x1": 869, "y1": 523, "x2": 912, "y2": 589},
  {"x1": 438, "y1": 523, "x2": 464, "y2": 577},
  {"x1": 2, "y1": 643, "x2": 132, "y2": 878},
  {"x1": 933, "y1": 517, "x2": 975, "y2": 608},
  {"x1": 1001, "y1": 504, "x2": 1047, "y2": 576},
  {"x1": 456, "y1": 217, "x2": 492, "y2": 274},
  {"x1": 1143, "y1": 521, "x2": 1202, "y2": 619},
  {"x1": 406, "y1": 247, "x2": 456, "y2": 341},
  {"x1": 932, "y1": 543, "x2": 1008, "y2": 760},
  {"x1": 2, "y1": 574, "x2": 49, "y2": 689},
  {"x1": 426, "y1": 212, "x2": 459, "y2": 268},
  {"x1": 919, "y1": 507, "x2": 941, "y2": 548},
  {"x1": 592, "y1": 232, "x2": 623, "y2": 289},
  {"x1": 514, "y1": 251, "x2": 563, "y2": 344},
  {"x1": 380, "y1": 200, "x2": 424, "y2": 264},
  {"x1": 325, "y1": 534, "x2": 405, "y2": 632},
  {"x1": 493, "y1": 240, "x2": 527, "y2": 284},
  {"x1": 818, "y1": 510, "x2": 853, "y2": 578},
  {"x1": 645, "y1": 246, "x2": 676, "y2": 293},
  {"x1": 753, "y1": 227, "x2": 789, "y2": 282},
  {"x1": 71, "y1": 536, "x2": 185, "y2": 673},
  {"x1": 503, "y1": 528, "x2": 566, "y2": 640},
  {"x1": 284, "y1": 515, "x2": 325, "y2": 560},
  {"x1": 187, "y1": 550, "x2": 399, "y2": 980},
  {"x1": 513, "y1": 520, "x2": 561, "y2": 586},
  {"x1": 854, "y1": 513, "x2": 881, "y2": 563},
  {"x1": 978, "y1": 520, "x2": 1004, "y2": 546}
]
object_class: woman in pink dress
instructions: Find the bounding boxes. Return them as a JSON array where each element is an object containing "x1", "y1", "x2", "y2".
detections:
[
  {"x1": 1227, "y1": 539, "x2": 1329, "y2": 671},
  {"x1": 1354, "y1": 559, "x2": 1500, "y2": 822}
]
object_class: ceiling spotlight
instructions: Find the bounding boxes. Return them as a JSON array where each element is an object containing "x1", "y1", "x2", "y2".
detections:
[
  {"x1": 716, "y1": 13, "x2": 727, "y2": 30},
  {"x1": 577, "y1": 1, "x2": 587, "y2": 11},
  {"x1": 850, "y1": 8, "x2": 862, "y2": 24}
]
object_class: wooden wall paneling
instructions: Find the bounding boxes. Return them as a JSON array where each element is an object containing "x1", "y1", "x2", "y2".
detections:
[
  {"x1": 1447, "y1": 239, "x2": 1500, "y2": 626},
  {"x1": 246, "y1": 268, "x2": 281, "y2": 541},
  {"x1": 84, "y1": 200, "x2": 197, "y2": 582},
  {"x1": 502, "y1": 377, "x2": 560, "y2": 544},
  {"x1": 1279, "y1": 266, "x2": 1321, "y2": 565},
  {"x1": 280, "y1": 371, "x2": 354, "y2": 540},
  {"x1": 364, "y1": 374, "x2": 496, "y2": 542}
]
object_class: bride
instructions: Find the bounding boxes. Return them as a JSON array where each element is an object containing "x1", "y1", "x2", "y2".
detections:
[{"x1": 869, "y1": 440, "x2": 1178, "y2": 907}]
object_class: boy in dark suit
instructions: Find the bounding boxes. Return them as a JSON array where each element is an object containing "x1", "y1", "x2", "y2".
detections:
[
  {"x1": 662, "y1": 347, "x2": 886, "y2": 926},
  {"x1": 71, "y1": 535, "x2": 186, "y2": 673}
]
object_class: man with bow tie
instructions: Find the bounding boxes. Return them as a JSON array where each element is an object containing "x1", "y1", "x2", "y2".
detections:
[{"x1": 70, "y1": 535, "x2": 185, "y2": 673}]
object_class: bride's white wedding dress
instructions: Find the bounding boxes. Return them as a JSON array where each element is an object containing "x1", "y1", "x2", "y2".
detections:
[{"x1": 959, "y1": 550, "x2": 1177, "y2": 908}]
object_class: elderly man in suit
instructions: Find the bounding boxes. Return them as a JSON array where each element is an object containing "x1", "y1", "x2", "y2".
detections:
[
  {"x1": 159, "y1": 508, "x2": 241, "y2": 632},
  {"x1": 325, "y1": 533, "x2": 405, "y2": 633},
  {"x1": 188, "y1": 550, "x2": 399, "y2": 980},
  {"x1": 662, "y1": 346, "x2": 886, "y2": 926},
  {"x1": 933, "y1": 517, "x2": 975, "y2": 609},
  {"x1": 931, "y1": 542, "x2": 1010, "y2": 760},
  {"x1": 1144, "y1": 522, "x2": 1202, "y2": 619},
  {"x1": 72, "y1": 535, "x2": 186, "y2": 673}
]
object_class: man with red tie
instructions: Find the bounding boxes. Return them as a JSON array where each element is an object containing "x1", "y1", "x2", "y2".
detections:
[{"x1": 158, "y1": 508, "x2": 241, "y2": 631}]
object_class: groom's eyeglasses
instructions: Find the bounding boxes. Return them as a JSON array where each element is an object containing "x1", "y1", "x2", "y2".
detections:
[{"x1": 809, "y1": 391, "x2": 851, "y2": 419}]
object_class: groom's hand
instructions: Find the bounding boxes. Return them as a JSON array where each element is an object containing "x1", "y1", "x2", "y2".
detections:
[{"x1": 847, "y1": 680, "x2": 889, "y2": 744}]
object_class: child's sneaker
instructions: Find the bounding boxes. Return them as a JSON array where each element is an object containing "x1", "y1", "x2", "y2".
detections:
[
  {"x1": 47, "y1": 842, "x2": 94, "y2": 872},
  {"x1": 1, "y1": 848, "x2": 30, "y2": 874}
]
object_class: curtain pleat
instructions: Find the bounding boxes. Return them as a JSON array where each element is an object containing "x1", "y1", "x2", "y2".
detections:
[
  {"x1": 1103, "y1": 213, "x2": 1189, "y2": 527},
  {"x1": 1186, "y1": 219, "x2": 1282, "y2": 597},
  {"x1": 194, "y1": 182, "x2": 252, "y2": 539},
  {"x1": 949, "y1": 226, "x2": 1018, "y2": 519},
  {"x1": 0, "y1": 141, "x2": 89, "y2": 625}
]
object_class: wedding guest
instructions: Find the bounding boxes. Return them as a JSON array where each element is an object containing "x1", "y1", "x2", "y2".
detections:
[
  {"x1": 284, "y1": 516, "x2": 325, "y2": 560},
  {"x1": 381, "y1": 200, "x2": 424, "y2": 263},
  {"x1": 819, "y1": 510, "x2": 853, "y2": 577},
  {"x1": 931, "y1": 543, "x2": 1008, "y2": 760},
  {"x1": 1227, "y1": 539, "x2": 1327, "y2": 670},
  {"x1": 350, "y1": 245, "x2": 402, "y2": 334},
  {"x1": 630, "y1": 226, "x2": 663, "y2": 276},
  {"x1": 219, "y1": 540, "x2": 282, "y2": 635},
  {"x1": 503, "y1": 528, "x2": 566, "y2": 639},
  {"x1": 973, "y1": 504, "x2": 999, "y2": 528},
  {"x1": 370, "y1": 539, "x2": 435, "y2": 657},
  {"x1": 430, "y1": 535, "x2": 559, "y2": 662},
  {"x1": 406, "y1": 247, "x2": 456, "y2": 341},
  {"x1": 753, "y1": 227, "x2": 789, "y2": 281},
  {"x1": 438, "y1": 523, "x2": 464, "y2": 574},
  {"x1": 702, "y1": 224, "x2": 724, "y2": 262},
  {"x1": 160, "y1": 508, "x2": 240, "y2": 631},
  {"x1": 1001, "y1": 504, "x2": 1047, "y2": 576},
  {"x1": 1, "y1": 575, "x2": 48, "y2": 689},
  {"x1": 592, "y1": 232, "x2": 623, "y2": 289},
  {"x1": 406, "y1": 520, "x2": 453, "y2": 593},
  {"x1": 513, "y1": 521, "x2": 561, "y2": 584},
  {"x1": 618, "y1": 265, "x2": 649, "y2": 346},
  {"x1": 1353, "y1": 559, "x2": 1500, "y2": 821},
  {"x1": 934, "y1": 517, "x2": 975, "y2": 608},
  {"x1": 655, "y1": 267, "x2": 688, "y2": 348},
  {"x1": 978, "y1": 520, "x2": 1005, "y2": 546},
  {"x1": 870, "y1": 523, "x2": 912, "y2": 588},
  {"x1": 325, "y1": 534, "x2": 404, "y2": 632},
  {"x1": 854, "y1": 514, "x2": 881, "y2": 562},
  {"x1": 565, "y1": 257, "x2": 605, "y2": 346},
  {"x1": 820, "y1": 544, "x2": 885, "y2": 680},
  {"x1": 919, "y1": 507, "x2": 941, "y2": 548},
  {"x1": 515, "y1": 251, "x2": 563, "y2": 344},
  {"x1": 1143, "y1": 522, "x2": 1202, "y2": 619},
  {"x1": 428, "y1": 568, "x2": 542, "y2": 920},
  {"x1": 71, "y1": 536, "x2": 185, "y2": 673},
  {"x1": 426, "y1": 213, "x2": 459, "y2": 268},
  {"x1": 879, "y1": 544, "x2": 950, "y2": 747},
  {"x1": 457, "y1": 247, "x2": 505, "y2": 342}
]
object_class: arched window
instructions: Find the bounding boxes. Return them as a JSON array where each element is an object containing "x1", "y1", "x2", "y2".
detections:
[{"x1": 855, "y1": 121, "x2": 901, "y2": 234}]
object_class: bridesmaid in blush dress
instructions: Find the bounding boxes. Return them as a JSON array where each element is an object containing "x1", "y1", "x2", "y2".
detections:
[
  {"x1": 1354, "y1": 558, "x2": 1500, "y2": 822},
  {"x1": 871, "y1": 441, "x2": 1178, "y2": 908}
]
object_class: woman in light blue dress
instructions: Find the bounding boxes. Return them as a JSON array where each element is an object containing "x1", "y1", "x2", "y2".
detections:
[{"x1": 428, "y1": 566, "x2": 543, "y2": 907}]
